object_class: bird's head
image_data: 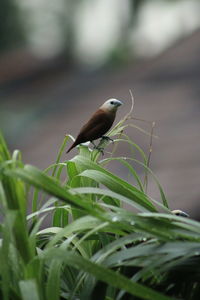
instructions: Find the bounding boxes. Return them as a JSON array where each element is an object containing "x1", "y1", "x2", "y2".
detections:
[{"x1": 100, "y1": 98, "x2": 123, "y2": 112}]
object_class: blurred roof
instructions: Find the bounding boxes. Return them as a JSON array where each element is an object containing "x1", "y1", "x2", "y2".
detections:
[{"x1": 1, "y1": 29, "x2": 200, "y2": 218}]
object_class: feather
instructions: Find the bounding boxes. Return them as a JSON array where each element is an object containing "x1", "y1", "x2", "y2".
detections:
[{"x1": 67, "y1": 99, "x2": 122, "y2": 153}]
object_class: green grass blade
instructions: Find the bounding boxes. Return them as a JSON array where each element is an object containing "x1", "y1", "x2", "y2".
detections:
[
  {"x1": 42, "y1": 248, "x2": 174, "y2": 300},
  {"x1": 52, "y1": 135, "x2": 72, "y2": 177},
  {"x1": 19, "y1": 279, "x2": 40, "y2": 300},
  {"x1": 45, "y1": 259, "x2": 62, "y2": 300}
]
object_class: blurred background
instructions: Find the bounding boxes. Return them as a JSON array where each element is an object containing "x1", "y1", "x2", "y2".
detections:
[{"x1": 0, "y1": 0, "x2": 200, "y2": 218}]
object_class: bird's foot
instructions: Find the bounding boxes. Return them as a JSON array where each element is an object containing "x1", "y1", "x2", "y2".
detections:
[
  {"x1": 96, "y1": 147, "x2": 104, "y2": 155},
  {"x1": 102, "y1": 136, "x2": 114, "y2": 143},
  {"x1": 94, "y1": 146, "x2": 104, "y2": 155},
  {"x1": 90, "y1": 141, "x2": 104, "y2": 155},
  {"x1": 90, "y1": 141, "x2": 97, "y2": 148}
]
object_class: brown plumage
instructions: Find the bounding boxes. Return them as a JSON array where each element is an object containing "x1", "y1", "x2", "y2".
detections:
[{"x1": 67, "y1": 98, "x2": 122, "y2": 153}]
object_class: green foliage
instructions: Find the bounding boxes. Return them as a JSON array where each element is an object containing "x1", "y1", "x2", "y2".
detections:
[
  {"x1": 0, "y1": 116, "x2": 200, "y2": 300},
  {"x1": 0, "y1": 0, "x2": 25, "y2": 52}
]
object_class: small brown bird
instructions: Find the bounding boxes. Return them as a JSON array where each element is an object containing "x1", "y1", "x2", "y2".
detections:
[
  {"x1": 171, "y1": 210, "x2": 189, "y2": 218},
  {"x1": 67, "y1": 98, "x2": 123, "y2": 153}
]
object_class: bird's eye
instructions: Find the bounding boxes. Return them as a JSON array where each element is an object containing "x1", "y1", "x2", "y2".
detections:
[{"x1": 110, "y1": 101, "x2": 114, "y2": 105}]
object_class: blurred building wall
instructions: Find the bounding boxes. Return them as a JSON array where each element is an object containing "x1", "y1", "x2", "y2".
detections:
[{"x1": 0, "y1": 0, "x2": 200, "y2": 219}]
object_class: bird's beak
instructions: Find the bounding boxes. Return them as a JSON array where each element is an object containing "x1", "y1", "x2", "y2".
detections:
[{"x1": 116, "y1": 100, "x2": 123, "y2": 107}]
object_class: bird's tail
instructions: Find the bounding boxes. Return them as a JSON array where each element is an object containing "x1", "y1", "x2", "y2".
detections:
[{"x1": 66, "y1": 142, "x2": 76, "y2": 153}]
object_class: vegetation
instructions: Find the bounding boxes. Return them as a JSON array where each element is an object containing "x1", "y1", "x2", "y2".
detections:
[
  {"x1": 0, "y1": 107, "x2": 200, "y2": 300},
  {"x1": 0, "y1": 0, "x2": 25, "y2": 52}
]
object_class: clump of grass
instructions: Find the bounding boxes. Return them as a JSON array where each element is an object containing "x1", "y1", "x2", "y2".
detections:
[{"x1": 0, "y1": 98, "x2": 200, "y2": 300}]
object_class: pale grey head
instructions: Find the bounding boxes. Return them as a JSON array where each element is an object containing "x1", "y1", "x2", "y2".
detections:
[{"x1": 100, "y1": 98, "x2": 123, "y2": 112}]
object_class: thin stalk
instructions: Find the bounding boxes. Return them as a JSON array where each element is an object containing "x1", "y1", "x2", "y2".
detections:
[{"x1": 144, "y1": 121, "x2": 156, "y2": 193}]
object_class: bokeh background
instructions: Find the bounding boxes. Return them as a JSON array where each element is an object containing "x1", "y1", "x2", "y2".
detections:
[{"x1": 1, "y1": 0, "x2": 200, "y2": 218}]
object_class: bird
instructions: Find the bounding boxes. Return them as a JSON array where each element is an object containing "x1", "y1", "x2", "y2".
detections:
[
  {"x1": 66, "y1": 98, "x2": 123, "y2": 153},
  {"x1": 171, "y1": 210, "x2": 189, "y2": 218}
]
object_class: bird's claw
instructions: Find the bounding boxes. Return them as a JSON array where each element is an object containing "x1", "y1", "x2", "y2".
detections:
[
  {"x1": 98, "y1": 148, "x2": 104, "y2": 155},
  {"x1": 102, "y1": 136, "x2": 114, "y2": 143},
  {"x1": 93, "y1": 145, "x2": 104, "y2": 155}
]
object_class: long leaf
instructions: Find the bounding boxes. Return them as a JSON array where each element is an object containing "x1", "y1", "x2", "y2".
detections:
[{"x1": 42, "y1": 248, "x2": 173, "y2": 300}]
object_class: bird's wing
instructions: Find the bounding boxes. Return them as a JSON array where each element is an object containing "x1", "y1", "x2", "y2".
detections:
[
  {"x1": 79, "y1": 110, "x2": 107, "y2": 132},
  {"x1": 77, "y1": 109, "x2": 115, "y2": 142}
]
